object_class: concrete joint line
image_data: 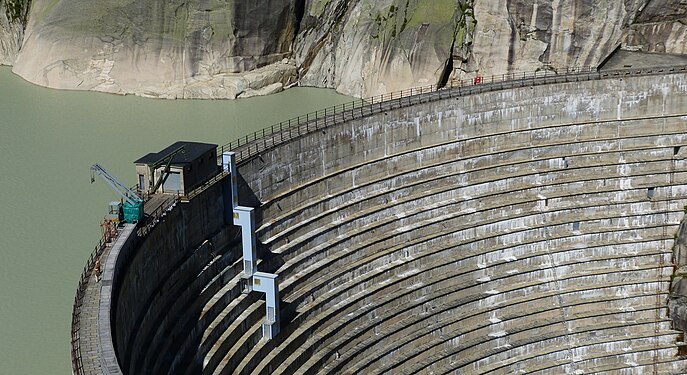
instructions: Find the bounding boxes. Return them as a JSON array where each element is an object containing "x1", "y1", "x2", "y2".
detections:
[{"x1": 543, "y1": 232, "x2": 578, "y2": 369}]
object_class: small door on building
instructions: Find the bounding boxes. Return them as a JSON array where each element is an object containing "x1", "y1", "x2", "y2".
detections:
[
  {"x1": 163, "y1": 172, "x2": 182, "y2": 193},
  {"x1": 138, "y1": 174, "x2": 145, "y2": 191}
]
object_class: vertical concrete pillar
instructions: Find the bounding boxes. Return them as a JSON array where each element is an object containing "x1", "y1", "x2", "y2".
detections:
[
  {"x1": 224, "y1": 152, "x2": 256, "y2": 292},
  {"x1": 223, "y1": 152, "x2": 280, "y2": 340},
  {"x1": 233, "y1": 206, "x2": 257, "y2": 293},
  {"x1": 222, "y1": 152, "x2": 239, "y2": 209},
  {"x1": 252, "y1": 272, "x2": 280, "y2": 340},
  {"x1": 221, "y1": 152, "x2": 237, "y2": 224}
]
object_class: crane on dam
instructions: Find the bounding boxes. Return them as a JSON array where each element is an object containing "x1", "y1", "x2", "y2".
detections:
[{"x1": 90, "y1": 163, "x2": 144, "y2": 223}]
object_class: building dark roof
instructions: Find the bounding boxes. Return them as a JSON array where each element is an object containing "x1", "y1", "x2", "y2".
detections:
[{"x1": 134, "y1": 141, "x2": 218, "y2": 166}]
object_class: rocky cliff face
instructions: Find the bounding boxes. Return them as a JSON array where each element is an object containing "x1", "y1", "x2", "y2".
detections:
[
  {"x1": 297, "y1": 0, "x2": 687, "y2": 95},
  {"x1": 0, "y1": 0, "x2": 28, "y2": 65},
  {"x1": 624, "y1": 0, "x2": 687, "y2": 55},
  {"x1": 4, "y1": 0, "x2": 687, "y2": 98},
  {"x1": 462, "y1": 0, "x2": 640, "y2": 77},
  {"x1": 12, "y1": 0, "x2": 300, "y2": 98},
  {"x1": 294, "y1": 0, "x2": 472, "y2": 96},
  {"x1": 458, "y1": 0, "x2": 687, "y2": 80}
]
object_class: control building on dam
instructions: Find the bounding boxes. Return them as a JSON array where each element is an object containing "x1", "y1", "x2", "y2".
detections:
[{"x1": 72, "y1": 66, "x2": 687, "y2": 374}]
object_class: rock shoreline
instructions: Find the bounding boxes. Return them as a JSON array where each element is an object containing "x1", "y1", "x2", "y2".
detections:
[{"x1": 3, "y1": 0, "x2": 687, "y2": 100}]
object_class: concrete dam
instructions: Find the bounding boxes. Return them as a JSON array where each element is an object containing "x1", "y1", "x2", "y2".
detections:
[{"x1": 73, "y1": 67, "x2": 687, "y2": 374}]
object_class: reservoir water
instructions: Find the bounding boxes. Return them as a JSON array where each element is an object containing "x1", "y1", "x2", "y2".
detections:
[{"x1": 0, "y1": 66, "x2": 351, "y2": 374}]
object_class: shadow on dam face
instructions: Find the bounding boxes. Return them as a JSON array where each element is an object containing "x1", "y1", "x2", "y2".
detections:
[{"x1": 99, "y1": 70, "x2": 687, "y2": 374}]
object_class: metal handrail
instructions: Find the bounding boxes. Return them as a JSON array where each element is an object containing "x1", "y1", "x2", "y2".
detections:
[
  {"x1": 70, "y1": 192, "x2": 179, "y2": 373},
  {"x1": 70, "y1": 224, "x2": 119, "y2": 375},
  {"x1": 137, "y1": 195, "x2": 180, "y2": 237},
  {"x1": 71, "y1": 192, "x2": 180, "y2": 374},
  {"x1": 216, "y1": 67, "x2": 598, "y2": 159},
  {"x1": 188, "y1": 64, "x2": 687, "y2": 199}
]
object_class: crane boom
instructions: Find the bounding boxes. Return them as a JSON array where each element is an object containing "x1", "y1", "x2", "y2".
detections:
[{"x1": 90, "y1": 163, "x2": 142, "y2": 206}]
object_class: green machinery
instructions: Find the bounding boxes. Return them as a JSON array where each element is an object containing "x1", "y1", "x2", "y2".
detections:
[{"x1": 90, "y1": 163, "x2": 144, "y2": 223}]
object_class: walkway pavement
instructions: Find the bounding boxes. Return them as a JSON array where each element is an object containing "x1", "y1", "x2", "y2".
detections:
[
  {"x1": 77, "y1": 244, "x2": 112, "y2": 374},
  {"x1": 73, "y1": 194, "x2": 177, "y2": 374}
]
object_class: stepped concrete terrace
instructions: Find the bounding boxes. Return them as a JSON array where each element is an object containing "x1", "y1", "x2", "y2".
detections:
[{"x1": 75, "y1": 66, "x2": 687, "y2": 374}]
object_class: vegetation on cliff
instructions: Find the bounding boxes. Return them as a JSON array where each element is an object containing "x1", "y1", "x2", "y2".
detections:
[{"x1": 2, "y1": 0, "x2": 30, "y2": 26}]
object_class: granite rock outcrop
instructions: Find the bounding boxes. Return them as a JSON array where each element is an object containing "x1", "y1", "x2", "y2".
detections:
[
  {"x1": 4, "y1": 0, "x2": 687, "y2": 98},
  {"x1": 12, "y1": 0, "x2": 299, "y2": 98},
  {"x1": 0, "y1": 0, "x2": 28, "y2": 65},
  {"x1": 294, "y1": 0, "x2": 472, "y2": 96}
]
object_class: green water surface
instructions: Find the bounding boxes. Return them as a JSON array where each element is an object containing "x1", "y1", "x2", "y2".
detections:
[{"x1": 0, "y1": 67, "x2": 351, "y2": 374}]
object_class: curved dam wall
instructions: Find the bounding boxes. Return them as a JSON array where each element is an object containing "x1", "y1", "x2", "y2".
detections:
[
  {"x1": 108, "y1": 183, "x2": 238, "y2": 374},
  {"x1": 108, "y1": 71, "x2": 687, "y2": 374}
]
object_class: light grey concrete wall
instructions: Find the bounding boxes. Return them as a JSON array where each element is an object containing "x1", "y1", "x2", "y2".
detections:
[{"x1": 224, "y1": 72, "x2": 687, "y2": 374}]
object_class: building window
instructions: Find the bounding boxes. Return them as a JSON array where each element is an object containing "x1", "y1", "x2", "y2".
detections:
[{"x1": 163, "y1": 172, "x2": 182, "y2": 193}]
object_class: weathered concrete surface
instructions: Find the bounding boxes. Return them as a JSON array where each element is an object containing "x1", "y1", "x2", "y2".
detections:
[
  {"x1": 670, "y1": 218, "x2": 687, "y2": 333},
  {"x1": 86, "y1": 72, "x2": 687, "y2": 374},
  {"x1": 217, "y1": 72, "x2": 687, "y2": 373},
  {"x1": 243, "y1": 73, "x2": 687, "y2": 201},
  {"x1": 98, "y1": 224, "x2": 136, "y2": 375},
  {"x1": 77, "y1": 247, "x2": 108, "y2": 374},
  {"x1": 109, "y1": 184, "x2": 244, "y2": 375}
]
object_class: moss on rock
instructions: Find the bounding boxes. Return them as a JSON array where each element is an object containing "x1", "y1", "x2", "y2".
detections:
[{"x1": 2, "y1": 0, "x2": 30, "y2": 25}]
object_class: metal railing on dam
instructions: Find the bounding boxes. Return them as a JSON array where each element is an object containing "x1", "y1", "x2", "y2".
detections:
[
  {"x1": 71, "y1": 195, "x2": 179, "y2": 375},
  {"x1": 185, "y1": 64, "x2": 687, "y2": 201},
  {"x1": 71, "y1": 223, "x2": 120, "y2": 375}
]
